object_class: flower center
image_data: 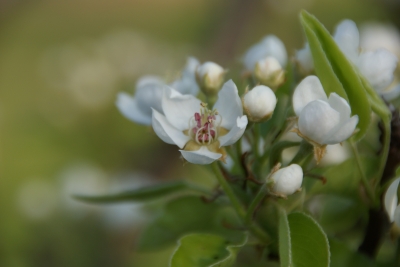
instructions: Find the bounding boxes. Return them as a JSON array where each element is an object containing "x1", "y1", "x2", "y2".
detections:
[{"x1": 189, "y1": 103, "x2": 220, "y2": 145}]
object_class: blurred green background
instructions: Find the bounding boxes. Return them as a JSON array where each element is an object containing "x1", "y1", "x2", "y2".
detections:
[{"x1": 1, "y1": 0, "x2": 399, "y2": 266}]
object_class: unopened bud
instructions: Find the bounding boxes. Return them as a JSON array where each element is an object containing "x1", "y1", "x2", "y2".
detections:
[
  {"x1": 254, "y1": 57, "x2": 285, "y2": 89},
  {"x1": 242, "y1": 85, "x2": 277, "y2": 122},
  {"x1": 269, "y1": 164, "x2": 303, "y2": 196},
  {"x1": 196, "y1": 62, "x2": 226, "y2": 96}
]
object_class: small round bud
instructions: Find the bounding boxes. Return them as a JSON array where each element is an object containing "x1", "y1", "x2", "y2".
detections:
[
  {"x1": 196, "y1": 62, "x2": 226, "y2": 96},
  {"x1": 269, "y1": 164, "x2": 303, "y2": 196},
  {"x1": 254, "y1": 57, "x2": 285, "y2": 89},
  {"x1": 242, "y1": 85, "x2": 277, "y2": 123}
]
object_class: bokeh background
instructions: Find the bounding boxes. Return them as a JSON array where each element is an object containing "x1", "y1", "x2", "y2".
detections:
[{"x1": 1, "y1": 0, "x2": 400, "y2": 266}]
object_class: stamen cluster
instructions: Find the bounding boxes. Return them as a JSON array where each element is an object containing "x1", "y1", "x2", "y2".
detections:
[{"x1": 190, "y1": 103, "x2": 220, "y2": 145}]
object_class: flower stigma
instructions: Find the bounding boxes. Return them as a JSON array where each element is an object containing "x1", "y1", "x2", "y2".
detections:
[{"x1": 189, "y1": 102, "x2": 221, "y2": 145}]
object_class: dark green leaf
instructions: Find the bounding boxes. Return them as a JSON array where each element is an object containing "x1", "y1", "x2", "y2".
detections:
[
  {"x1": 137, "y1": 196, "x2": 243, "y2": 251},
  {"x1": 170, "y1": 233, "x2": 247, "y2": 267},
  {"x1": 300, "y1": 10, "x2": 371, "y2": 141},
  {"x1": 73, "y1": 180, "x2": 207, "y2": 203},
  {"x1": 288, "y1": 212, "x2": 330, "y2": 267}
]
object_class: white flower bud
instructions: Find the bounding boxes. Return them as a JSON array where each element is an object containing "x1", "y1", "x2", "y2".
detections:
[
  {"x1": 254, "y1": 57, "x2": 285, "y2": 89},
  {"x1": 242, "y1": 85, "x2": 277, "y2": 122},
  {"x1": 269, "y1": 164, "x2": 303, "y2": 196},
  {"x1": 196, "y1": 61, "x2": 225, "y2": 96},
  {"x1": 243, "y1": 35, "x2": 287, "y2": 72},
  {"x1": 384, "y1": 178, "x2": 400, "y2": 227},
  {"x1": 295, "y1": 43, "x2": 314, "y2": 75}
]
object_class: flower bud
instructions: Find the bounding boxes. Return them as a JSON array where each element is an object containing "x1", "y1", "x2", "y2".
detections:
[
  {"x1": 242, "y1": 85, "x2": 277, "y2": 122},
  {"x1": 196, "y1": 61, "x2": 226, "y2": 96},
  {"x1": 254, "y1": 57, "x2": 285, "y2": 89},
  {"x1": 269, "y1": 164, "x2": 303, "y2": 196}
]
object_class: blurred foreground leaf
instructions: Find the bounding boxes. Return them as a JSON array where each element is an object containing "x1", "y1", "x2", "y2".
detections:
[
  {"x1": 137, "y1": 196, "x2": 243, "y2": 251},
  {"x1": 279, "y1": 212, "x2": 330, "y2": 267},
  {"x1": 170, "y1": 233, "x2": 247, "y2": 267},
  {"x1": 300, "y1": 10, "x2": 371, "y2": 141},
  {"x1": 73, "y1": 180, "x2": 209, "y2": 203}
]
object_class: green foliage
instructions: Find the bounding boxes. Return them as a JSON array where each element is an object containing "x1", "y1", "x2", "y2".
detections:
[
  {"x1": 300, "y1": 10, "x2": 371, "y2": 141},
  {"x1": 73, "y1": 180, "x2": 207, "y2": 203},
  {"x1": 279, "y1": 211, "x2": 330, "y2": 267},
  {"x1": 170, "y1": 233, "x2": 247, "y2": 267},
  {"x1": 137, "y1": 196, "x2": 244, "y2": 251}
]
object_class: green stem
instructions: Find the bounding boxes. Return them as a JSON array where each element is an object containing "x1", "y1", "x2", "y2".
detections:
[
  {"x1": 245, "y1": 183, "x2": 267, "y2": 225},
  {"x1": 290, "y1": 141, "x2": 313, "y2": 165},
  {"x1": 211, "y1": 162, "x2": 270, "y2": 243},
  {"x1": 350, "y1": 140, "x2": 376, "y2": 205}
]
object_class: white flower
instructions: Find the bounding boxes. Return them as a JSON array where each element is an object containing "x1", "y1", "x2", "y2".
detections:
[
  {"x1": 292, "y1": 76, "x2": 359, "y2": 161},
  {"x1": 243, "y1": 35, "x2": 287, "y2": 72},
  {"x1": 152, "y1": 80, "x2": 248, "y2": 165},
  {"x1": 360, "y1": 22, "x2": 400, "y2": 58},
  {"x1": 384, "y1": 178, "x2": 400, "y2": 227},
  {"x1": 117, "y1": 76, "x2": 164, "y2": 125},
  {"x1": 254, "y1": 57, "x2": 285, "y2": 88},
  {"x1": 242, "y1": 85, "x2": 277, "y2": 122},
  {"x1": 117, "y1": 58, "x2": 200, "y2": 125},
  {"x1": 296, "y1": 20, "x2": 398, "y2": 92},
  {"x1": 269, "y1": 164, "x2": 303, "y2": 196},
  {"x1": 196, "y1": 61, "x2": 225, "y2": 95}
]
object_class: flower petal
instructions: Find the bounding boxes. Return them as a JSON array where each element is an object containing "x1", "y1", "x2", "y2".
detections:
[
  {"x1": 328, "y1": 93, "x2": 351, "y2": 121},
  {"x1": 213, "y1": 80, "x2": 243, "y2": 129},
  {"x1": 394, "y1": 205, "x2": 400, "y2": 228},
  {"x1": 218, "y1": 115, "x2": 248, "y2": 147},
  {"x1": 162, "y1": 86, "x2": 202, "y2": 131},
  {"x1": 180, "y1": 147, "x2": 222, "y2": 165},
  {"x1": 298, "y1": 100, "x2": 340, "y2": 145},
  {"x1": 385, "y1": 178, "x2": 400, "y2": 222},
  {"x1": 170, "y1": 57, "x2": 200, "y2": 96},
  {"x1": 357, "y1": 49, "x2": 398, "y2": 92},
  {"x1": 295, "y1": 43, "x2": 314, "y2": 73},
  {"x1": 292, "y1": 75, "x2": 328, "y2": 116},
  {"x1": 323, "y1": 115, "x2": 359, "y2": 144},
  {"x1": 116, "y1": 92, "x2": 152, "y2": 125},
  {"x1": 334, "y1": 19, "x2": 360, "y2": 64},
  {"x1": 152, "y1": 108, "x2": 190, "y2": 148}
]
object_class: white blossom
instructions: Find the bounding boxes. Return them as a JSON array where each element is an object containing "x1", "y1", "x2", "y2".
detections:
[
  {"x1": 296, "y1": 20, "x2": 398, "y2": 93},
  {"x1": 254, "y1": 57, "x2": 285, "y2": 88},
  {"x1": 292, "y1": 76, "x2": 359, "y2": 161},
  {"x1": 242, "y1": 85, "x2": 277, "y2": 122},
  {"x1": 384, "y1": 178, "x2": 400, "y2": 227},
  {"x1": 269, "y1": 164, "x2": 303, "y2": 196},
  {"x1": 243, "y1": 35, "x2": 287, "y2": 72},
  {"x1": 195, "y1": 61, "x2": 226, "y2": 95},
  {"x1": 152, "y1": 80, "x2": 248, "y2": 165},
  {"x1": 116, "y1": 58, "x2": 200, "y2": 125}
]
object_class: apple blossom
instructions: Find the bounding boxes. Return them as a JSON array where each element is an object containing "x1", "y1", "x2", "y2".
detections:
[
  {"x1": 243, "y1": 35, "x2": 287, "y2": 72},
  {"x1": 268, "y1": 164, "x2": 303, "y2": 196},
  {"x1": 292, "y1": 75, "x2": 359, "y2": 162},
  {"x1": 195, "y1": 61, "x2": 226, "y2": 96},
  {"x1": 384, "y1": 178, "x2": 400, "y2": 227},
  {"x1": 152, "y1": 80, "x2": 248, "y2": 165},
  {"x1": 242, "y1": 85, "x2": 277, "y2": 122},
  {"x1": 254, "y1": 57, "x2": 285, "y2": 89}
]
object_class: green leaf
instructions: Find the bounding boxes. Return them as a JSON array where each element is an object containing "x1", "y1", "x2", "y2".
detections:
[
  {"x1": 73, "y1": 180, "x2": 207, "y2": 203},
  {"x1": 137, "y1": 196, "x2": 243, "y2": 251},
  {"x1": 300, "y1": 10, "x2": 371, "y2": 141},
  {"x1": 278, "y1": 209, "x2": 291, "y2": 267},
  {"x1": 329, "y1": 239, "x2": 375, "y2": 267},
  {"x1": 170, "y1": 233, "x2": 247, "y2": 267},
  {"x1": 288, "y1": 212, "x2": 330, "y2": 267}
]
